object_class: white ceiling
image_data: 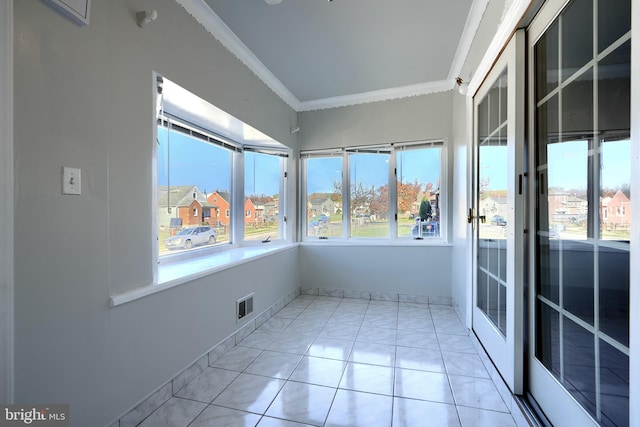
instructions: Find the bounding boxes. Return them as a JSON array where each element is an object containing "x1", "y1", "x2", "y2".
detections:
[{"x1": 180, "y1": 0, "x2": 489, "y2": 111}]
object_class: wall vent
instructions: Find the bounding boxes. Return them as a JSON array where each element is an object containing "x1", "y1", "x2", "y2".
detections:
[{"x1": 237, "y1": 293, "x2": 254, "y2": 321}]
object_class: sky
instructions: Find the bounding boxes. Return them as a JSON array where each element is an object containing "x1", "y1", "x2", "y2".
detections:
[
  {"x1": 159, "y1": 126, "x2": 630, "y2": 200},
  {"x1": 158, "y1": 128, "x2": 280, "y2": 196},
  {"x1": 480, "y1": 139, "x2": 631, "y2": 192},
  {"x1": 306, "y1": 148, "x2": 442, "y2": 195}
]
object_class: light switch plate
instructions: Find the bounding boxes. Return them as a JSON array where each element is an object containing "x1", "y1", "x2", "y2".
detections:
[{"x1": 62, "y1": 167, "x2": 81, "y2": 195}]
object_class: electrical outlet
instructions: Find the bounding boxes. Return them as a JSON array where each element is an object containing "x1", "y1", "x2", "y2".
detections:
[{"x1": 62, "y1": 167, "x2": 81, "y2": 195}]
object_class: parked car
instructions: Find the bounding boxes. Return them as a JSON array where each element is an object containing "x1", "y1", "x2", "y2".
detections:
[
  {"x1": 491, "y1": 215, "x2": 507, "y2": 226},
  {"x1": 165, "y1": 226, "x2": 217, "y2": 250}
]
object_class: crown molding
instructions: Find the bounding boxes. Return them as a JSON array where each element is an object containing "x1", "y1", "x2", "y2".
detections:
[
  {"x1": 447, "y1": 0, "x2": 490, "y2": 82},
  {"x1": 177, "y1": 0, "x2": 487, "y2": 111},
  {"x1": 175, "y1": 0, "x2": 302, "y2": 111},
  {"x1": 468, "y1": 0, "x2": 533, "y2": 97},
  {"x1": 298, "y1": 80, "x2": 454, "y2": 111}
]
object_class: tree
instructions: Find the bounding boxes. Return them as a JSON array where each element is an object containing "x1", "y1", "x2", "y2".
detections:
[
  {"x1": 419, "y1": 198, "x2": 432, "y2": 221},
  {"x1": 397, "y1": 180, "x2": 422, "y2": 213},
  {"x1": 369, "y1": 185, "x2": 388, "y2": 218},
  {"x1": 349, "y1": 182, "x2": 374, "y2": 214}
]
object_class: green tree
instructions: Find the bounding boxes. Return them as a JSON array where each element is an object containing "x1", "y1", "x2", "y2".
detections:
[{"x1": 419, "y1": 199, "x2": 432, "y2": 221}]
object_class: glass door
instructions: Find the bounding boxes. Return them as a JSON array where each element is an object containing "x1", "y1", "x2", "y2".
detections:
[
  {"x1": 472, "y1": 30, "x2": 525, "y2": 394},
  {"x1": 528, "y1": 0, "x2": 631, "y2": 424}
]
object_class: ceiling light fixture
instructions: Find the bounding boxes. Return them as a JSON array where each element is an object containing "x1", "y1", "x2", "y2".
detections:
[{"x1": 264, "y1": 0, "x2": 282, "y2": 4}]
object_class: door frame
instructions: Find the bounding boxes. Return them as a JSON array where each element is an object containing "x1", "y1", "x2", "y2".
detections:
[
  {"x1": 630, "y1": 0, "x2": 640, "y2": 424},
  {"x1": 527, "y1": 0, "x2": 636, "y2": 424},
  {"x1": 0, "y1": 0, "x2": 14, "y2": 404},
  {"x1": 470, "y1": 30, "x2": 526, "y2": 395}
]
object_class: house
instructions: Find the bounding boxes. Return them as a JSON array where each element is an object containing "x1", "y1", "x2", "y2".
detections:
[
  {"x1": 2, "y1": 1, "x2": 636, "y2": 426},
  {"x1": 478, "y1": 194, "x2": 508, "y2": 222},
  {"x1": 207, "y1": 191, "x2": 232, "y2": 226},
  {"x1": 602, "y1": 189, "x2": 631, "y2": 230},
  {"x1": 548, "y1": 192, "x2": 589, "y2": 224},
  {"x1": 158, "y1": 185, "x2": 214, "y2": 229},
  {"x1": 308, "y1": 196, "x2": 338, "y2": 218}
]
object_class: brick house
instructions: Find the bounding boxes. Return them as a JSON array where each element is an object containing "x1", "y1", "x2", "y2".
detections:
[
  {"x1": 207, "y1": 191, "x2": 263, "y2": 225},
  {"x1": 602, "y1": 189, "x2": 631, "y2": 230},
  {"x1": 158, "y1": 185, "x2": 214, "y2": 229}
]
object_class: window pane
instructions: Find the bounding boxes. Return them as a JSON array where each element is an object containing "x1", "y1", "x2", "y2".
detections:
[
  {"x1": 349, "y1": 152, "x2": 389, "y2": 238},
  {"x1": 306, "y1": 157, "x2": 342, "y2": 238},
  {"x1": 157, "y1": 126, "x2": 231, "y2": 256},
  {"x1": 561, "y1": 0, "x2": 592, "y2": 82},
  {"x1": 244, "y1": 151, "x2": 282, "y2": 241},
  {"x1": 598, "y1": 0, "x2": 630, "y2": 53},
  {"x1": 547, "y1": 140, "x2": 589, "y2": 240},
  {"x1": 397, "y1": 146, "x2": 441, "y2": 238}
]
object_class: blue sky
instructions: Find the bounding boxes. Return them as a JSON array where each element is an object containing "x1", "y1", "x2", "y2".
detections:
[
  {"x1": 480, "y1": 139, "x2": 631, "y2": 192},
  {"x1": 158, "y1": 128, "x2": 280, "y2": 197},
  {"x1": 306, "y1": 148, "x2": 442, "y2": 195},
  {"x1": 159, "y1": 127, "x2": 629, "y2": 199}
]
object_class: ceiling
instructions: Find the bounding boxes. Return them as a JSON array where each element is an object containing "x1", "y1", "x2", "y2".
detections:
[{"x1": 184, "y1": 0, "x2": 488, "y2": 111}]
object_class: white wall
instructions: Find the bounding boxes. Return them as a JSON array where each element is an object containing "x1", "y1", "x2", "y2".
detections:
[
  {"x1": 13, "y1": 1, "x2": 299, "y2": 425},
  {"x1": 298, "y1": 93, "x2": 455, "y2": 296},
  {"x1": 450, "y1": 92, "x2": 471, "y2": 325},
  {"x1": 300, "y1": 244, "x2": 452, "y2": 298}
]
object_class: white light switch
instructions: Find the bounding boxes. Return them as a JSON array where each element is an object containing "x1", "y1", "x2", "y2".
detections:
[{"x1": 62, "y1": 166, "x2": 81, "y2": 195}]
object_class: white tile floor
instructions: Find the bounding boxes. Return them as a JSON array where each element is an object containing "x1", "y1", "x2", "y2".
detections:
[{"x1": 138, "y1": 295, "x2": 519, "y2": 427}]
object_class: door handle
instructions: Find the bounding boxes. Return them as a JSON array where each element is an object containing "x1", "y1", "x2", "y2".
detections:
[
  {"x1": 467, "y1": 208, "x2": 475, "y2": 224},
  {"x1": 479, "y1": 215, "x2": 486, "y2": 224}
]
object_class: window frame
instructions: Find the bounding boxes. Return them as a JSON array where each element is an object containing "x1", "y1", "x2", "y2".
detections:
[
  {"x1": 152, "y1": 74, "x2": 292, "y2": 277},
  {"x1": 300, "y1": 140, "x2": 447, "y2": 244}
]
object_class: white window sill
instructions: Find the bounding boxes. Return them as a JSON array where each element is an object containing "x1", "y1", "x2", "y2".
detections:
[
  {"x1": 110, "y1": 243, "x2": 298, "y2": 307},
  {"x1": 300, "y1": 239, "x2": 451, "y2": 247}
]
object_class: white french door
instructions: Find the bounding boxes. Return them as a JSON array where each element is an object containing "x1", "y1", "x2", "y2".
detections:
[
  {"x1": 527, "y1": 0, "x2": 632, "y2": 425},
  {"x1": 471, "y1": 30, "x2": 525, "y2": 394}
]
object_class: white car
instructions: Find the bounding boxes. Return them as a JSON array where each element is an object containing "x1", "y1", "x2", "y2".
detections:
[{"x1": 165, "y1": 226, "x2": 216, "y2": 250}]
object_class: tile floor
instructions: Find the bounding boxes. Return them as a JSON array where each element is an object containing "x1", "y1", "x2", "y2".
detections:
[{"x1": 139, "y1": 295, "x2": 519, "y2": 426}]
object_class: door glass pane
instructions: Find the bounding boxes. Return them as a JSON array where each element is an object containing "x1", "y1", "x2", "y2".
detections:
[
  {"x1": 533, "y1": 0, "x2": 630, "y2": 424},
  {"x1": 349, "y1": 152, "x2": 390, "y2": 238},
  {"x1": 561, "y1": 0, "x2": 593, "y2": 82},
  {"x1": 306, "y1": 156, "x2": 343, "y2": 238},
  {"x1": 598, "y1": 0, "x2": 631, "y2": 53},
  {"x1": 477, "y1": 69, "x2": 508, "y2": 337},
  {"x1": 599, "y1": 339, "x2": 629, "y2": 427},
  {"x1": 599, "y1": 246, "x2": 629, "y2": 346},
  {"x1": 536, "y1": 300, "x2": 561, "y2": 375},
  {"x1": 535, "y1": 21, "x2": 559, "y2": 101},
  {"x1": 563, "y1": 317, "x2": 596, "y2": 416}
]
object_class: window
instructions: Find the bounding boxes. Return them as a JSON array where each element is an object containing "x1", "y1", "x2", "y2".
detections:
[
  {"x1": 244, "y1": 150, "x2": 286, "y2": 242},
  {"x1": 349, "y1": 150, "x2": 390, "y2": 238},
  {"x1": 157, "y1": 123, "x2": 233, "y2": 256},
  {"x1": 304, "y1": 153, "x2": 343, "y2": 238},
  {"x1": 302, "y1": 141, "x2": 444, "y2": 241},
  {"x1": 155, "y1": 75, "x2": 290, "y2": 264},
  {"x1": 397, "y1": 145, "x2": 441, "y2": 238}
]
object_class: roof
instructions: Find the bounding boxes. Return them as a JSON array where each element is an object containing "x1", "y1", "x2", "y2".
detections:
[{"x1": 158, "y1": 185, "x2": 213, "y2": 208}]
